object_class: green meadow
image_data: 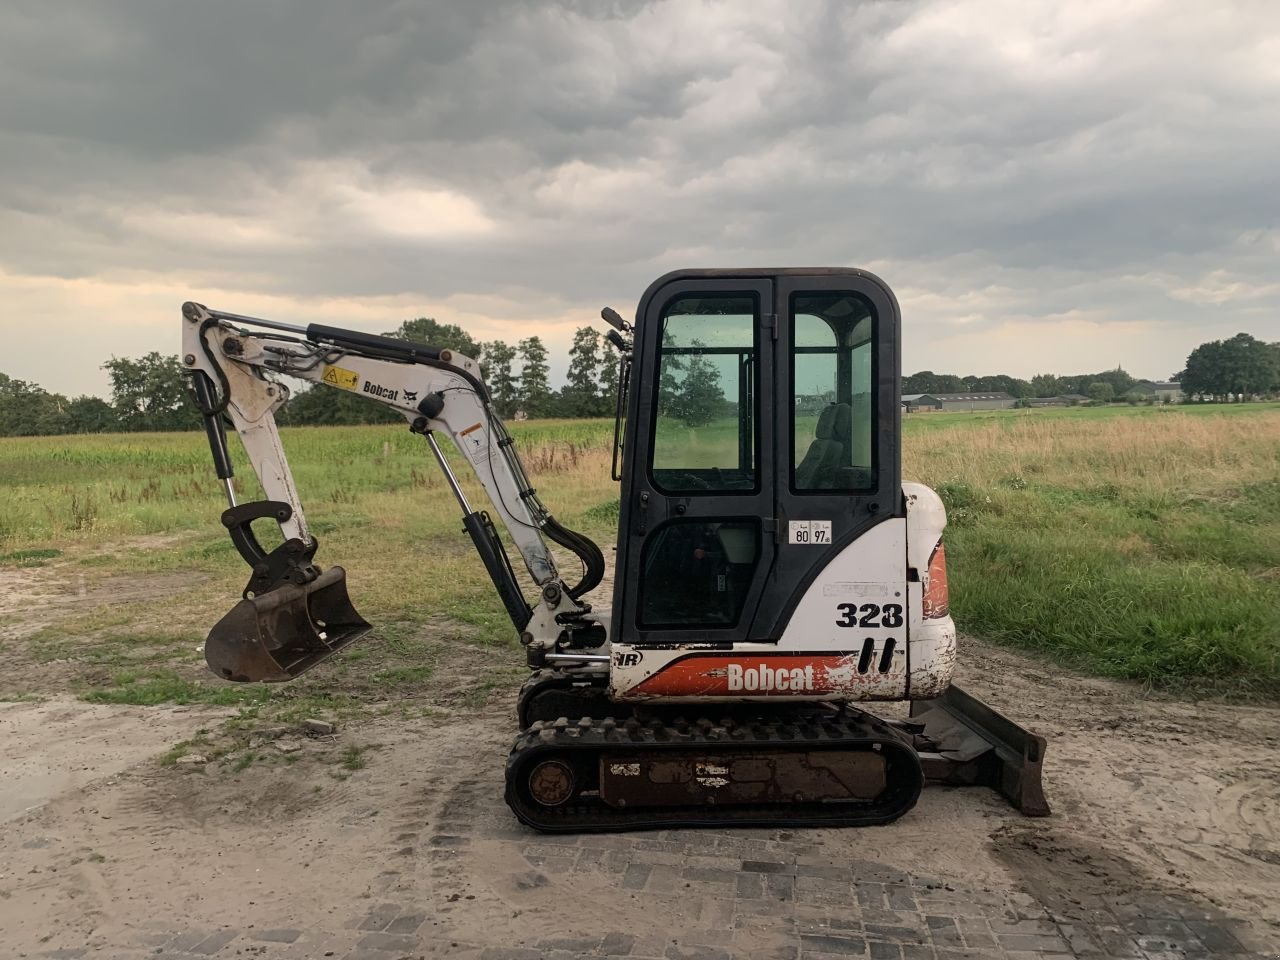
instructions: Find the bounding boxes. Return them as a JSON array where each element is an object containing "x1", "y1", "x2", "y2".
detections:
[{"x1": 2, "y1": 402, "x2": 1278, "y2": 706}]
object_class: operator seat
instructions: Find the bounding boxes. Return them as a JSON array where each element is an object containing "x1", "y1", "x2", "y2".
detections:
[{"x1": 795, "y1": 403, "x2": 849, "y2": 489}]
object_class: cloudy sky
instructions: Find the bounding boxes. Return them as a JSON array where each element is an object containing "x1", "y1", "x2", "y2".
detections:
[{"x1": 2, "y1": 0, "x2": 1278, "y2": 397}]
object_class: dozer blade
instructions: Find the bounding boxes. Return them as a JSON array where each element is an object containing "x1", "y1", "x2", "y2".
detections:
[
  {"x1": 909, "y1": 684, "x2": 1050, "y2": 817},
  {"x1": 204, "y1": 565, "x2": 371, "y2": 683}
]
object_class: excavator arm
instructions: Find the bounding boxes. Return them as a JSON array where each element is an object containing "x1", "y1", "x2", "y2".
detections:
[{"x1": 180, "y1": 301, "x2": 606, "y2": 682}]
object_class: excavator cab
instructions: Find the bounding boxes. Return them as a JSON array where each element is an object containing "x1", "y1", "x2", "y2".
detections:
[{"x1": 611, "y1": 270, "x2": 899, "y2": 651}]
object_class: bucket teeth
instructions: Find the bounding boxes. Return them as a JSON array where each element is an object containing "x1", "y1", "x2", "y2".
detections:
[{"x1": 204, "y1": 565, "x2": 370, "y2": 682}]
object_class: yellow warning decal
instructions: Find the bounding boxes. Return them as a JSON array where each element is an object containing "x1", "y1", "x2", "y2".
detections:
[{"x1": 322, "y1": 365, "x2": 359, "y2": 391}]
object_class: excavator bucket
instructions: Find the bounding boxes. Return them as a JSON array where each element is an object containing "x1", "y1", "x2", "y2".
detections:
[{"x1": 204, "y1": 566, "x2": 371, "y2": 683}]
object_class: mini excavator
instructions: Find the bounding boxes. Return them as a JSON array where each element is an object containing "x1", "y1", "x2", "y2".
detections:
[{"x1": 181, "y1": 268, "x2": 1048, "y2": 831}]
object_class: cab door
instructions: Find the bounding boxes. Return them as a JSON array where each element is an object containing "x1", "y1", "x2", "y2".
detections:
[
  {"x1": 614, "y1": 275, "x2": 776, "y2": 644},
  {"x1": 753, "y1": 272, "x2": 903, "y2": 640}
]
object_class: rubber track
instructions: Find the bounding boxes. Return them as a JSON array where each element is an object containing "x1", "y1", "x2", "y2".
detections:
[{"x1": 504, "y1": 710, "x2": 923, "y2": 833}]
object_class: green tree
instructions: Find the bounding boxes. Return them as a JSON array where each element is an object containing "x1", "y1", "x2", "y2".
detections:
[
  {"x1": 1182, "y1": 333, "x2": 1279, "y2": 401},
  {"x1": 903, "y1": 371, "x2": 966, "y2": 394},
  {"x1": 386, "y1": 317, "x2": 482, "y2": 359},
  {"x1": 1029, "y1": 373, "x2": 1064, "y2": 397},
  {"x1": 281, "y1": 384, "x2": 400, "y2": 425},
  {"x1": 964, "y1": 374, "x2": 1033, "y2": 398},
  {"x1": 561, "y1": 327, "x2": 604, "y2": 417},
  {"x1": 1219, "y1": 333, "x2": 1279, "y2": 397},
  {"x1": 598, "y1": 345, "x2": 622, "y2": 415},
  {"x1": 1181, "y1": 340, "x2": 1226, "y2": 400},
  {"x1": 658, "y1": 331, "x2": 687, "y2": 412},
  {"x1": 104, "y1": 353, "x2": 196, "y2": 432},
  {"x1": 667, "y1": 342, "x2": 724, "y2": 427},
  {"x1": 1061, "y1": 368, "x2": 1135, "y2": 398},
  {"x1": 1087, "y1": 381, "x2": 1115, "y2": 403},
  {"x1": 0, "y1": 373, "x2": 71, "y2": 436},
  {"x1": 480, "y1": 340, "x2": 519, "y2": 417},
  {"x1": 65, "y1": 396, "x2": 118, "y2": 433},
  {"x1": 517, "y1": 337, "x2": 552, "y2": 417}
]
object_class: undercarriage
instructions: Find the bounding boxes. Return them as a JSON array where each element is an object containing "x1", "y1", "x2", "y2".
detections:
[{"x1": 508, "y1": 672, "x2": 1048, "y2": 831}]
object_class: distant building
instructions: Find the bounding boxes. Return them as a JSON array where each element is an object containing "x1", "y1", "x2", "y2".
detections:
[
  {"x1": 930, "y1": 392, "x2": 1017, "y2": 411},
  {"x1": 902, "y1": 393, "x2": 943, "y2": 412},
  {"x1": 1134, "y1": 380, "x2": 1184, "y2": 403},
  {"x1": 1026, "y1": 394, "x2": 1088, "y2": 408},
  {"x1": 903, "y1": 392, "x2": 1016, "y2": 412}
]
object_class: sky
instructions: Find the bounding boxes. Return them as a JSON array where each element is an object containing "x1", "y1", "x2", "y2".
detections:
[{"x1": 2, "y1": 0, "x2": 1278, "y2": 399}]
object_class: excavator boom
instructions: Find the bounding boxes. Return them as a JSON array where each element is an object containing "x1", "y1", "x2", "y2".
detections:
[{"x1": 181, "y1": 301, "x2": 603, "y2": 683}]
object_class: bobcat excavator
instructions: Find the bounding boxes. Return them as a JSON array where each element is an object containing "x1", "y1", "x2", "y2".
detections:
[{"x1": 180, "y1": 268, "x2": 1048, "y2": 832}]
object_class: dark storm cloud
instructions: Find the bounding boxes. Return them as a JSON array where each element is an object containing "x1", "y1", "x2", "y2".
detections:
[{"x1": 1, "y1": 0, "x2": 1278, "y2": 394}]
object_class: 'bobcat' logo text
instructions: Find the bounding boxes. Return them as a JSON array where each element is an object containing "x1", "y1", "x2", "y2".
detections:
[{"x1": 726, "y1": 663, "x2": 815, "y2": 692}]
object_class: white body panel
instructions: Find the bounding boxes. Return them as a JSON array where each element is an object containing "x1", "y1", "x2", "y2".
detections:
[
  {"x1": 904, "y1": 482, "x2": 955, "y2": 698},
  {"x1": 609, "y1": 494, "x2": 957, "y2": 704}
]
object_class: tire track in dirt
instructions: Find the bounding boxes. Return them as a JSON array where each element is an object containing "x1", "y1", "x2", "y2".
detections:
[{"x1": 959, "y1": 639, "x2": 1280, "y2": 948}]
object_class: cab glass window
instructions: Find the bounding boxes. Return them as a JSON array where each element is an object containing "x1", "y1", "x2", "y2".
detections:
[
  {"x1": 638, "y1": 520, "x2": 760, "y2": 627},
  {"x1": 651, "y1": 295, "x2": 757, "y2": 493},
  {"x1": 792, "y1": 293, "x2": 876, "y2": 492}
]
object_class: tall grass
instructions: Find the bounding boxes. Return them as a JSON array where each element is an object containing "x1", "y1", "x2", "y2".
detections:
[
  {"x1": 0, "y1": 420, "x2": 615, "y2": 546},
  {"x1": 2, "y1": 406, "x2": 1278, "y2": 695},
  {"x1": 904, "y1": 413, "x2": 1280, "y2": 695}
]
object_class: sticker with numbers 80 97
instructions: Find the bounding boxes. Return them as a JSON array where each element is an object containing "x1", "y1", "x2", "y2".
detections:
[{"x1": 788, "y1": 520, "x2": 832, "y2": 545}]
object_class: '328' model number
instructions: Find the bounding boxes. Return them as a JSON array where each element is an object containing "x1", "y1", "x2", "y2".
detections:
[{"x1": 835, "y1": 602, "x2": 903, "y2": 629}]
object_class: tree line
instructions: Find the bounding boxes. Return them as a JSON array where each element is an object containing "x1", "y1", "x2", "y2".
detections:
[
  {"x1": 0, "y1": 318, "x2": 624, "y2": 436},
  {"x1": 2, "y1": 322, "x2": 1277, "y2": 437},
  {"x1": 905, "y1": 367, "x2": 1145, "y2": 402},
  {"x1": 282, "y1": 318, "x2": 623, "y2": 425},
  {"x1": 907, "y1": 334, "x2": 1280, "y2": 405},
  {"x1": 0, "y1": 354, "x2": 193, "y2": 437}
]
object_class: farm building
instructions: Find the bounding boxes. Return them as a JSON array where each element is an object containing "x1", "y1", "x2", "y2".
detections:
[
  {"x1": 902, "y1": 393, "x2": 943, "y2": 412},
  {"x1": 1026, "y1": 394, "x2": 1088, "y2": 408},
  {"x1": 931, "y1": 392, "x2": 1016, "y2": 411},
  {"x1": 903, "y1": 392, "x2": 1016, "y2": 412},
  {"x1": 1134, "y1": 380, "x2": 1184, "y2": 403}
]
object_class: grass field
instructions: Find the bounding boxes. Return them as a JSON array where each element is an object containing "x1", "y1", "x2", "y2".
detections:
[
  {"x1": 2, "y1": 402, "x2": 1278, "y2": 705},
  {"x1": 906, "y1": 406, "x2": 1280, "y2": 697}
]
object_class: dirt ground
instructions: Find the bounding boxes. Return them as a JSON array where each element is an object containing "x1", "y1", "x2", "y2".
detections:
[{"x1": 0, "y1": 561, "x2": 1277, "y2": 958}]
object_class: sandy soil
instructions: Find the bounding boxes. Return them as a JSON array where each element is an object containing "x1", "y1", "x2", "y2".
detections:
[
  {"x1": 0, "y1": 562, "x2": 211, "y2": 703},
  {"x1": 0, "y1": 534, "x2": 207, "y2": 693},
  {"x1": 0, "y1": 700, "x2": 228, "y2": 824},
  {"x1": 0, "y1": 565, "x2": 201, "y2": 643},
  {"x1": 960, "y1": 643, "x2": 1280, "y2": 936},
  {"x1": 0, "y1": 639, "x2": 1275, "y2": 955}
]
